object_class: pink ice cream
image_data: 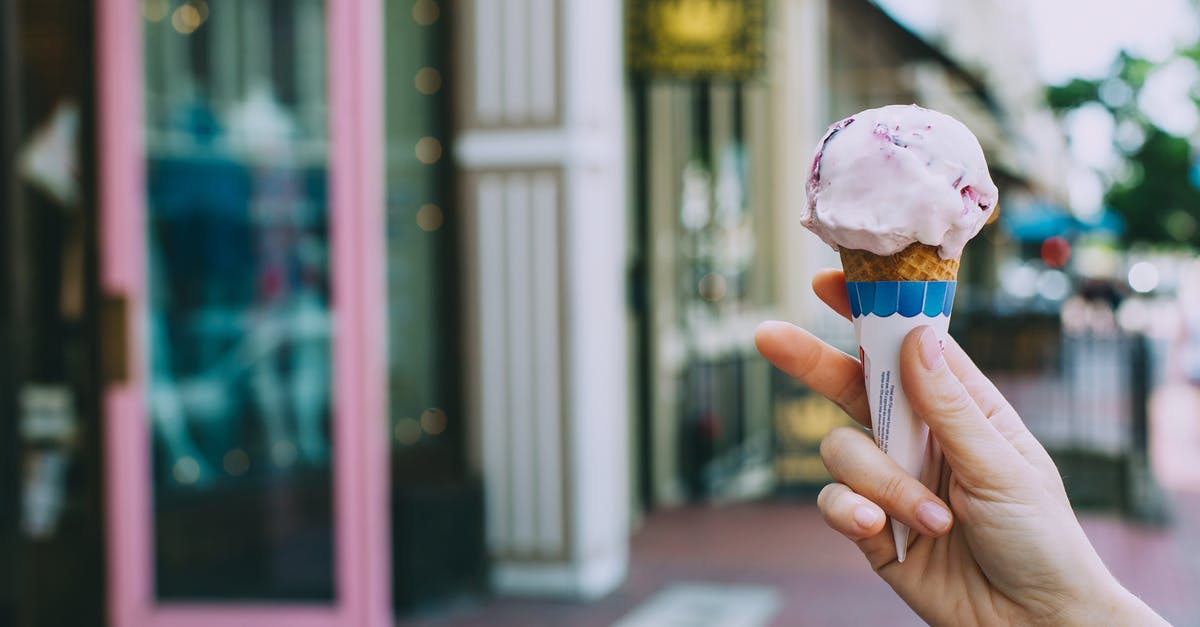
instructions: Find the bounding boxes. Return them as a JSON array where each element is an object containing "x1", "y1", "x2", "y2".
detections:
[{"x1": 802, "y1": 104, "x2": 998, "y2": 259}]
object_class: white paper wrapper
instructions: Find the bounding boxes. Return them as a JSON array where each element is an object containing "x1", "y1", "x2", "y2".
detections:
[{"x1": 847, "y1": 280, "x2": 956, "y2": 562}]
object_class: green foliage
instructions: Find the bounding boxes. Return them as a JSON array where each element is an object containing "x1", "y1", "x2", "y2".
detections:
[
  {"x1": 1106, "y1": 128, "x2": 1200, "y2": 245},
  {"x1": 1116, "y1": 52, "x2": 1156, "y2": 91},
  {"x1": 1046, "y1": 49, "x2": 1200, "y2": 248},
  {"x1": 1046, "y1": 78, "x2": 1099, "y2": 112}
]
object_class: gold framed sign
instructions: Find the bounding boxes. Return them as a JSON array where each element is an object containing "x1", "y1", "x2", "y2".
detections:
[{"x1": 627, "y1": 0, "x2": 767, "y2": 79}]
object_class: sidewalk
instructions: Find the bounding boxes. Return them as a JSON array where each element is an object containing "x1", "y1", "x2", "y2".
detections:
[
  {"x1": 398, "y1": 375, "x2": 1200, "y2": 627},
  {"x1": 399, "y1": 494, "x2": 1200, "y2": 626}
]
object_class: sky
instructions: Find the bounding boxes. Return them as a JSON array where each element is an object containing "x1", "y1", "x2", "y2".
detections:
[
  {"x1": 875, "y1": 0, "x2": 1200, "y2": 219},
  {"x1": 875, "y1": 0, "x2": 1200, "y2": 85}
]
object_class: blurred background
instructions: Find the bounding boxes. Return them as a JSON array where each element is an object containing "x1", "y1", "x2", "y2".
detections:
[{"x1": 3, "y1": 0, "x2": 1200, "y2": 625}]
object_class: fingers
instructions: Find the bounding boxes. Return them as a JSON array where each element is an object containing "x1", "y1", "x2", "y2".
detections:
[
  {"x1": 815, "y1": 269, "x2": 1019, "y2": 421},
  {"x1": 940, "y1": 339, "x2": 1059, "y2": 481},
  {"x1": 940, "y1": 336, "x2": 1014, "y2": 420},
  {"x1": 755, "y1": 321, "x2": 870, "y2": 426},
  {"x1": 817, "y1": 483, "x2": 905, "y2": 572},
  {"x1": 816, "y1": 270, "x2": 1052, "y2": 475},
  {"x1": 813, "y1": 269, "x2": 853, "y2": 319},
  {"x1": 821, "y1": 427, "x2": 954, "y2": 537},
  {"x1": 817, "y1": 483, "x2": 885, "y2": 540},
  {"x1": 900, "y1": 327, "x2": 1026, "y2": 488}
]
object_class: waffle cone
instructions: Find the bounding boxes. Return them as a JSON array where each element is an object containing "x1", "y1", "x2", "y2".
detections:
[{"x1": 839, "y1": 243, "x2": 959, "y2": 282}]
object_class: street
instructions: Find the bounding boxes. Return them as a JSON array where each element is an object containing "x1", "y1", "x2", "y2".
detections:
[
  {"x1": 398, "y1": 373, "x2": 1200, "y2": 626},
  {"x1": 400, "y1": 492, "x2": 1200, "y2": 626}
]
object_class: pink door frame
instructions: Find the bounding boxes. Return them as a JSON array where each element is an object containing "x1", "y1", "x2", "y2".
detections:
[{"x1": 97, "y1": 1, "x2": 391, "y2": 626}]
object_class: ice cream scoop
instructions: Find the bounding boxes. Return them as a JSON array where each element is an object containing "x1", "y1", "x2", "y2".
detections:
[
  {"x1": 804, "y1": 104, "x2": 997, "y2": 562},
  {"x1": 803, "y1": 104, "x2": 998, "y2": 261}
]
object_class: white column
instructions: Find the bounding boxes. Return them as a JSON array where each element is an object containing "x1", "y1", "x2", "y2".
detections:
[
  {"x1": 456, "y1": 0, "x2": 629, "y2": 600},
  {"x1": 773, "y1": 0, "x2": 839, "y2": 329}
]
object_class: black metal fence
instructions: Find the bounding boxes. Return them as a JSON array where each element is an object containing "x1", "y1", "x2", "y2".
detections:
[
  {"x1": 959, "y1": 313, "x2": 1165, "y2": 519},
  {"x1": 960, "y1": 314, "x2": 1141, "y2": 455}
]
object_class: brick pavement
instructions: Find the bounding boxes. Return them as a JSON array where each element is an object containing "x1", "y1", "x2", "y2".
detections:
[
  {"x1": 398, "y1": 377, "x2": 1200, "y2": 627},
  {"x1": 397, "y1": 493, "x2": 1200, "y2": 627}
]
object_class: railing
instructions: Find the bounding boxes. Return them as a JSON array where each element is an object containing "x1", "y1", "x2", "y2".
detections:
[
  {"x1": 679, "y1": 350, "x2": 777, "y2": 501},
  {"x1": 957, "y1": 312, "x2": 1164, "y2": 520},
  {"x1": 958, "y1": 314, "x2": 1138, "y2": 455}
]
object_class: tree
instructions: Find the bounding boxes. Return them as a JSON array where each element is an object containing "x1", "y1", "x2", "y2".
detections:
[{"x1": 1046, "y1": 50, "x2": 1200, "y2": 248}]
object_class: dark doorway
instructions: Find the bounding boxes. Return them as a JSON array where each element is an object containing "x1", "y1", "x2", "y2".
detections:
[
  {"x1": 1, "y1": 1, "x2": 104, "y2": 625},
  {"x1": 630, "y1": 76, "x2": 777, "y2": 509}
]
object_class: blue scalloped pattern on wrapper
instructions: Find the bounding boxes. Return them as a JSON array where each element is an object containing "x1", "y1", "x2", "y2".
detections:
[{"x1": 846, "y1": 281, "x2": 957, "y2": 319}]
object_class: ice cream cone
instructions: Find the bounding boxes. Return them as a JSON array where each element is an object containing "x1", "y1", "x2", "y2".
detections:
[
  {"x1": 839, "y1": 243, "x2": 959, "y2": 283},
  {"x1": 840, "y1": 242, "x2": 958, "y2": 562},
  {"x1": 804, "y1": 105, "x2": 996, "y2": 564}
]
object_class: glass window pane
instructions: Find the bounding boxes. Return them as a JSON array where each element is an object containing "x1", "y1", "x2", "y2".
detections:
[
  {"x1": 384, "y1": 2, "x2": 460, "y2": 488},
  {"x1": 637, "y1": 78, "x2": 776, "y2": 503},
  {"x1": 383, "y1": 0, "x2": 481, "y2": 613},
  {"x1": 142, "y1": 0, "x2": 334, "y2": 601}
]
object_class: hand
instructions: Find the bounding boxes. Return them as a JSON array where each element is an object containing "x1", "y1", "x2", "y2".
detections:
[{"x1": 755, "y1": 270, "x2": 1166, "y2": 627}]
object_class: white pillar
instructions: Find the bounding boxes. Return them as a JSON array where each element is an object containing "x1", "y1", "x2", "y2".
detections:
[
  {"x1": 773, "y1": 0, "x2": 838, "y2": 330},
  {"x1": 455, "y1": 0, "x2": 629, "y2": 600}
]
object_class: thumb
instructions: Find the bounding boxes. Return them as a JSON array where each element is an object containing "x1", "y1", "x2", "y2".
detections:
[{"x1": 900, "y1": 326, "x2": 1025, "y2": 489}]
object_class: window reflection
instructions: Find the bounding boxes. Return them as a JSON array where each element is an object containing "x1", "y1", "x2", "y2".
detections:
[{"x1": 143, "y1": 0, "x2": 334, "y2": 601}]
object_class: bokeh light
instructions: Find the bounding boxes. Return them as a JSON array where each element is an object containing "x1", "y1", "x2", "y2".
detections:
[
  {"x1": 223, "y1": 449, "x2": 250, "y2": 476},
  {"x1": 415, "y1": 67, "x2": 443, "y2": 95},
  {"x1": 1128, "y1": 261, "x2": 1160, "y2": 293},
  {"x1": 415, "y1": 137, "x2": 443, "y2": 164},
  {"x1": 172, "y1": 457, "x2": 201, "y2": 485},
  {"x1": 416, "y1": 204, "x2": 444, "y2": 232},
  {"x1": 1041, "y1": 236, "x2": 1071, "y2": 268},
  {"x1": 1000, "y1": 261, "x2": 1040, "y2": 299},
  {"x1": 412, "y1": 0, "x2": 440, "y2": 26},
  {"x1": 1036, "y1": 269, "x2": 1072, "y2": 301},
  {"x1": 271, "y1": 441, "x2": 298, "y2": 468},
  {"x1": 1116, "y1": 297, "x2": 1150, "y2": 332},
  {"x1": 421, "y1": 408, "x2": 448, "y2": 435},
  {"x1": 171, "y1": 4, "x2": 203, "y2": 35},
  {"x1": 698, "y1": 273, "x2": 727, "y2": 302},
  {"x1": 142, "y1": 0, "x2": 169, "y2": 22},
  {"x1": 395, "y1": 417, "x2": 422, "y2": 445}
]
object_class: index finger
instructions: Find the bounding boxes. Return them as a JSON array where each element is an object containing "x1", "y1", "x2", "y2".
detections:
[
  {"x1": 817, "y1": 269, "x2": 1059, "y2": 484},
  {"x1": 813, "y1": 269, "x2": 853, "y2": 319},
  {"x1": 813, "y1": 269, "x2": 1011, "y2": 419},
  {"x1": 755, "y1": 321, "x2": 871, "y2": 427}
]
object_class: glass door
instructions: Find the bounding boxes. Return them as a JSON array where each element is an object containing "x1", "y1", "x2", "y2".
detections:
[
  {"x1": 633, "y1": 77, "x2": 777, "y2": 505},
  {"x1": 99, "y1": 1, "x2": 389, "y2": 625}
]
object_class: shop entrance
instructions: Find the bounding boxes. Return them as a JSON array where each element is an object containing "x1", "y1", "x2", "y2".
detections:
[
  {"x1": 631, "y1": 77, "x2": 777, "y2": 508},
  {"x1": 1, "y1": 1, "x2": 105, "y2": 625},
  {"x1": 97, "y1": 1, "x2": 389, "y2": 625},
  {"x1": 4, "y1": 2, "x2": 479, "y2": 625}
]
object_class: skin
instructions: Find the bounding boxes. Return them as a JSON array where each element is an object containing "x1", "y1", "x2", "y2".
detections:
[{"x1": 755, "y1": 269, "x2": 1168, "y2": 627}]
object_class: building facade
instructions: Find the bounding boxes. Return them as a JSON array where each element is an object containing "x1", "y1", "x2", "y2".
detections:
[{"x1": 0, "y1": 1, "x2": 1038, "y2": 625}]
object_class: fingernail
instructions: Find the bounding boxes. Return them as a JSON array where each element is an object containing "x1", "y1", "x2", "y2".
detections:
[
  {"x1": 917, "y1": 501, "x2": 952, "y2": 533},
  {"x1": 919, "y1": 327, "x2": 944, "y2": 371},
  {"x1": 853, "y1": 505, "x2": 881, "y2": 529},
  {"x1": 756, "y1": 320, "x2": 788, "y2": 334}
]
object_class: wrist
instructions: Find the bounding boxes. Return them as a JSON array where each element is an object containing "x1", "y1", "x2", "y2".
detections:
[
  {"x1": 1056, "y1": 576, "x2": 1166, "y2": 627},
  {"x1": 1106, "y1": 587, "x2": 1168, "y2": 626}
]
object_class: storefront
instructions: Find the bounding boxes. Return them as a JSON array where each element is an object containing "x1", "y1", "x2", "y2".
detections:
[
  {"x1": 100, "y1": 0, "x2": 516, "y2": 623},
  {"x1": 4, "y1": 1, "x2": 631, "y2": 624},
  {"x1": 2, "y1": 1, "x2": 105, "y2": 624},
  {"x1": 3, "y1": 0, "x2": 469, "y2": 624},
  {"x1": 5, "y1": 1, "x2": 1036, "y2": 623}
]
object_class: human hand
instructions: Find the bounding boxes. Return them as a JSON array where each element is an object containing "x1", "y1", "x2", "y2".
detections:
[{"x1": 756, "y1": 270, "x2": 1166, "y2": 626}]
